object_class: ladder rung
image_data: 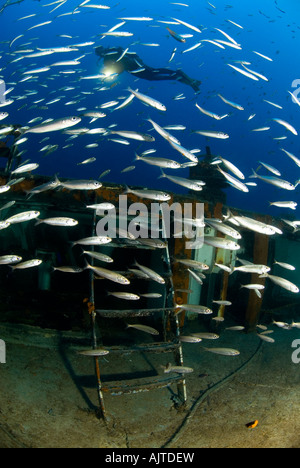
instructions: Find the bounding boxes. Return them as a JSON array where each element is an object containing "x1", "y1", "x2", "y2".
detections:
[
  {"x1": 96, "y1": 307, "x2": 175, "y2": 318},
  {"x1": 105, "y1": 341, "x2": 180, "y2": 354},
  {"x1": 102, "y1": 374, "x2": 184, "y2": 396}
]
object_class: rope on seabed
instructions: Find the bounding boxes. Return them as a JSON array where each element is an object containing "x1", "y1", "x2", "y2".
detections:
[
  {"x1": 161, "y1": 341, "x2": 263, "y2": 449},
  {"x1": 0, "y1": 422, "x2": 28, "y2": 448}
]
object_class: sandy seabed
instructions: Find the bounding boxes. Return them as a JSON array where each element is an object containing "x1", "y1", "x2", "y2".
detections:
[{"x1": 0, "y1": 321, "x2": 299, "y2": 449}]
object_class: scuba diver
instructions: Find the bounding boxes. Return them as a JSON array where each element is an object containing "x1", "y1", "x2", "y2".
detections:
[{"x1": 95, "y1": 46, "x2": 201, "y2": 93}]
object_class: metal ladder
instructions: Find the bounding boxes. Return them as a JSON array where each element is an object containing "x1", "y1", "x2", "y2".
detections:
[{"x1": 86, "y1": 213, "x2": 187, "y2": 420}]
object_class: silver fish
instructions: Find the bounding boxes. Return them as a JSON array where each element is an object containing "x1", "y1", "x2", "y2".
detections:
[
  {"x1": 217, "y1": 166, "x2": 249, "y2": 192},
  {"x1": 171, "y1": 17, "x2": 202, "y2": 33},
  {"x1": 147, "y1": 118, "x2": 181, "y2": 145},
  {"x1": 35, "y1": 217, "x2": 78, "y2": 227},
  {"x1": 124, "y1": 186, "x2": 171, "y2": 202},
  {"x1": 23, "y1": 67, "x2": 51, "y2": 75},
  {"x1": 137, "y1": 239, "x2": 168, "y2": 249},
  {"x1": 263, "y1": 99, "x2": 283, "y2": 109},
  {"x1": 108, "y1": 292, "x2": 140, "y2": 300},
  {"x1": 83, "y1": 251, "x2": 114, "y2": 264},
  {"x1": 215, "y1": 263, "x2": 232, "y2": 273},
  {"x1": 217, "y1": 94, "x2": 244, "y2": 110},
  {"x1": 77, "y1": 349, "x2": 109, "y2": 357},
  {"x1": 204, "y1": 236, "x2": 240, "y2": 251},
  {"x1": 108, "y1": 130, "x2": 155, "y2": 142},
  {"x1": 0, "y1": 185, "x2": 11, "y2": 194},
  {"x1": 24, "y1": 116, "x2": 81, "y2": 133},
  {"x1": 270, "y1": 201, "x2": 297, "y2": 210},
  {"x1": 205, "y1": 219, "x2": 242, "y2": 240},
  {"x1": 126, "y1": 324, "x2": 159, "y2": 335},
  {"x1": 233, "y1": 264, "x2": 270, "y2": 275},
  {"x1": 272, "y1": 118, "x2": 298, "y2": 136},
  {"x1": 193, "y1": 130, "x2": 230, "y2": 139},
  {"x1": 128, "y1": 268, "x2": 150, "y2": 280},
  {"x1": 135, "y1": 154, "x2": 181, "y2": 169},
  {"x1": 280, "y1": 148, "x2": 300, "y2": 168},
  {"x1": 12, "y1": 259, "x2": 42, "y2": 269},
  {"x1": 265, "y1": 274, "x2": 299, "y2": 293},
  {"x1": 87, "y1": 203, "x2": 115, "y2": 211},
  {"x1": 26, "y1": 179, "x2": 60, "y2": 197},
  {"x1": 0, "y1": 221, "x2": 11, "y2": 230},
  {"x1": 0, "y1": 126, "x2": 14, "y2": 135},
  {"x1": 258, "y1": 161, "x2": 281, "y2": 177},
  {"x1": 113, "y1": 94, "x2": 135, "y2": 111},
  {"x1": 272, "y1": 320, "x2": 290, "y2": 329},
  {"x1": 133, "y1": 261, "x2": 165, "y2": 284},
  {"x1": 179, "y1": 336, "x2": 202, "y2": 343},
  {"x1": 163, "y1": 363, "x2": 194, "y2": 374},
  {"x1": 274, "y1": 260, "x2": 295, "y2": 271},
  {"x1": 83, "y1": 111, "x2": 106, "y2": 119},
  {"x1": 140, "y1": 293, "x2": 162, "y2": 298},
  {"x1": 87, "y1": 263, "x2": 130, "y2": 285},
  {"x1": 257, "y1": 334, "x2": 275, "y2": 343},
  {"x1": 128, "y1": 87, "x2": 167, "y2": 111},
  {"x1": 175, "y1": 258, "x2": 209, "y2": 270},
  {"x1": 176, "y1": 304, "x2": 213, "y2": 315},
  {"x1": 253, "y1": 51, "x2": 273, "y2": 61},
  {"x1": 241, "y1": 284, "x2": 265, "y2": 290},
  {"x1": 227, "y1": 64, "x2": 259, "y2": 81},
  {"x1": 72, "y1": 236, "x2": 112, "y2": 247},
  {"x1": 60, "y1": 180, "x2": 102, "y2": 190},
  {"x1": 192, "y1": 333, "x2": 219, "y2": 340},
  {"x1": 232, "y1": 215, "x2": 280, "y2": 236},
  {"x1": 159, "y1": 171, "x2": 205, "y2": 191},
  {"x1": 77, "y1": 158, "x2": 97, "y2": 166},
  {"x1": 6, "y1": 211, "x2": 40, "y2": 224},
  {"x1": 196, "y1": 103, "x2": 228, "y2": 120},
  {"x1": 53, "y1": 267, "x2": 83, "y2": 273},
  {"x1": 187, "y1": 269, "x2": 204, "y2": 285},
  {"x1": 202, "y1": 347, "x2": 240, "y2": 356},
  {"x1": 0, "y1": 255, "x2": 22, "y2": 265},
  {"x1": 217, "y1": 157, "x2": 245, "y2": 180},
  {"x1": 242, "y1": 65, "x2": 268, "y2": 82},
  {"x1": 101, "y1": 31, "x2": 134, "y2": 37},
  {"x1": 213, "y1": 300, "x2": 232, "y2": 306},
  {"x1": 27, "y1": 21, "x2": 52, "y2": 31},
  {"x1": 168, "y1": 140, "x2": 199, "y2": 163},
  {"x1": 250, "y1": 170, "x2": 295, "y2": 191},
  {"x1": 215, "y1": 27, "x2": 239, "y2": 45}
]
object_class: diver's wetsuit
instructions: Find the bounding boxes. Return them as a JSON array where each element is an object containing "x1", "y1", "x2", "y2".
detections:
[{"x1": 95, "y1": 46, "x2": 201, "y2": 93}]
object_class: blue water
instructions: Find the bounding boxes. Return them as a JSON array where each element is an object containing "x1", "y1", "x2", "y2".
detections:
[{"x1": 1, "y1": 0, "x2": 300, "y2": 216}]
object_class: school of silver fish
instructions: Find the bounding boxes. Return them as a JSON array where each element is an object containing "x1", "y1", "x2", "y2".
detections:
[{"x1": 0, "y1": 0, "x2": 299, "y2": 369}]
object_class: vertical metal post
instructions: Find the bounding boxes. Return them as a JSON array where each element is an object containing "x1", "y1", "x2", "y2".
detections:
[
  {"x1": 218, "y1": 271, "x2": 229, "y2": 318},
  {"x1": 89, "y1": 206, "x2": 107, "y2": 420},
  {"x1": 245, "y1": 231, "x2": 269, "y2": 330},
  {"x1": 161, "y1": 213, "x2": 187, "y2": 405}
]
